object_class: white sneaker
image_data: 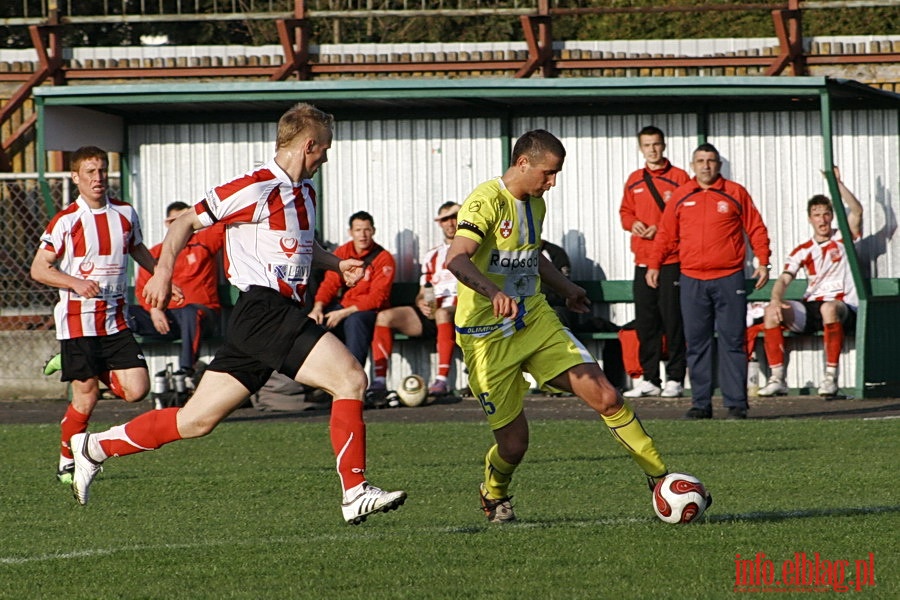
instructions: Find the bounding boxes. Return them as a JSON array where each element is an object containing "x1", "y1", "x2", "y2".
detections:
[
  {"x1": 758, "y1": 377, "x2": 788, "y2": 397},
  {"x1": 818, "y1": 373, "x2": 839, "y2": 396},
  {"x1": 71, "y1": 433, "x2": 104, "y2": 506},
  {"x1": 341, "y1": 483, "x2": 407, "y2": 525},
  {"x1": 660, "y1": 381, "x2": 683, "y2": 398},
  {"x1": 623, "y1": 379, "x2": 661, "y2": 398}
]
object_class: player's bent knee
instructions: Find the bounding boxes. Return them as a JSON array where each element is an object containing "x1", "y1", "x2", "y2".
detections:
[{"x1": 330, "y1": 366, "x2": 367, "y2": 399}]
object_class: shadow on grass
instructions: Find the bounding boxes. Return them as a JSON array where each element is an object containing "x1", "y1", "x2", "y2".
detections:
[
  {"x1": 752, "y1": 402, "x2": 900, "y2": 420},
  {"x1": 442, "y1": 505, "x2": 900, "y2": 533},
  {"x1": 705, "y1": 504, "x2": 900, "y2": 523}
]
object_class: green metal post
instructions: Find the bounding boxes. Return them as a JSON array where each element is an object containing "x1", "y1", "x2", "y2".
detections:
[
  {"x1": 500, "y1": 115, "x2": 512, "y2": 169},
  {"x1": 819, "y1": 90, "x2": 866, "y2": 398},
  {"x1": 35, "y1": 99, "x2": 55, "y2": 217},
  {"x1": 313, "y1": 169, "x2": 323, "y2": 236}
]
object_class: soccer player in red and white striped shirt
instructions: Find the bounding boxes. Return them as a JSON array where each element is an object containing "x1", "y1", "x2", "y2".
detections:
[
  {"x1": 369, "y1": 202, "x2": 460, "y2": 399},
  {"x1": 758, "y1": 167, "x2": 864, "y2": 397},
  {"x1": 30, "y1": 146, "x2": 158, "y2": 484},
  {"x1": 67, "y1": 103, "x2": 406, "y2": 524}
]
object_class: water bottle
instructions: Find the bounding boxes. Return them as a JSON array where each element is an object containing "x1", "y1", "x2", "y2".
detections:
[
  {"x1": 152, "y1": 370, "x2": 169, "y2": 395},
  {"x1": 422, "y1": 282, "x2": 436, "y2": 319},
  {"x1": 172, "y1": 370, "x2": 187, "y2": 394},
  {"x1": 152, "y1": 369, "x2": 170, "y2": 410},
  {"x1": 747, "y1": 360, "x2": 760, "y2": 396}
]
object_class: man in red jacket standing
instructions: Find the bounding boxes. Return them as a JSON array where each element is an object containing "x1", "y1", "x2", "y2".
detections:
[
  {"x1": 619, "y1": 126, "x2": 690, "y2": 399},
  {"x1": 309, "y1": 211, "x2": 395, "y2": 369},
  {"x1": 647, "y1": 143, "x2": 771, "y2": 419}
]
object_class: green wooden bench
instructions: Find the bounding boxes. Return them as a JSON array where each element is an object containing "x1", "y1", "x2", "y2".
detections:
[{"x1": 389, "y1": 277, "x2": 815, "y2": 342}]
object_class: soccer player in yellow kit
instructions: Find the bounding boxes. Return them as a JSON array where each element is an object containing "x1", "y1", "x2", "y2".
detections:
[{"x1": 446, "y1": 129, "x2": 670, "y2": 523}]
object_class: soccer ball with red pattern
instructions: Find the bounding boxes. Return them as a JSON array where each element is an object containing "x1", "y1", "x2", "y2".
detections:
[{"x1": 652, "y1": 473, "x2": 709, "y2": 524}]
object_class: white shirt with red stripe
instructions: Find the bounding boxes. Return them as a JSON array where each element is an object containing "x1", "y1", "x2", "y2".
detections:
[
  {"x1": 195, "y1": 159, "x2": 315, "y2": 304},
  {"x1": 783, "y1": 228, "x2": 859, "y2": 310},
  {"x1": 420, "y1": 241, "x2": 458, "y2": 309},
  {"x1": 40, "y1": 196, "x2": 143, "y2": 340}
]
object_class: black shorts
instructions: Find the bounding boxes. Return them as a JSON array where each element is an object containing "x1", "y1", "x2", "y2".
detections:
[
  {"x1": 208, "y1": 286, "x2": 326, "y2": 394},
  {"x1": 60, "y1": 330, "x2": 147, "y2": 382},
  {"x1": 798, "y1": 300, "x2": 857, "y2": 335},
  {"x1": 412, "y1": 306, "x2": 439, "y2": 339}
]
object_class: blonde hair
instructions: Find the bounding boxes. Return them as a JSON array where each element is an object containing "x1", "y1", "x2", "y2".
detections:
[{"x1": 276, "y1": 103, "x2": 334, "y2": 149}]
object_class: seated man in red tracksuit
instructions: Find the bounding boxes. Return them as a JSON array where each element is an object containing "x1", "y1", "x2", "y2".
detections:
[
  {"x1": 129, "y1": 201, "x2": 225, "y2": 378},
  {"x1": 308, "y1": 210, "x2": 395, "y2": 369}
]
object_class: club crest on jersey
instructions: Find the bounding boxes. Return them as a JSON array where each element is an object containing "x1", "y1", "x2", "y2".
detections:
[
  {"x1": 78, "y1": 261, "x2": 95, "y2": 277},
  {"x1": 500, "y1": 219, "x2": 513, "y2": 239},
  {"x1": 279, "y1": 237, "x2": 299, "y2": 258},
  {"x1": 664, "y1": 190, "x2": 673, "y2": 201},
  {"x1": 717, "y1": 201, "x2": 729, "y2": 214}
]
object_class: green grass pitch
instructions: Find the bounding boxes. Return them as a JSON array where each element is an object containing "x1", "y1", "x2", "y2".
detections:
[{"x1": 1, "y1": 417, "x2": 897, "y2": 599}]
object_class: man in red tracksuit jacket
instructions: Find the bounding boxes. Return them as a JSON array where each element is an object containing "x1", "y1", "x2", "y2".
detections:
[
  {"x1": 309, "y1": 210, "x2": 395, "y2": 368},
  {"x1": 647, "y1": 143, "x2": 771, "y2": 420},
  {"x1": 619, "y1": 125, "x2": 690, "y2": 399},
  {"x1": 131, "y1": 202, "x2": 225, "y2": 377}
]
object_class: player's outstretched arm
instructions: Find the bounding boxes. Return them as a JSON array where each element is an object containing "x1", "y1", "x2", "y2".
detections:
[
  {"x1": 446, "y1": 236, "x2": 516, "y2": 319},
  {"x1": 144, "y1": 211, "x2": 199, "y2": 309},
  {"x1": 312, "y1": 240, "x2": 363, "y2": 287},
  {"x1": 538, "y1": 253, "x2": 590, "y2": 313},
  {"x1": 831, "y1": 166, "x2": 864, "y2": 238}
]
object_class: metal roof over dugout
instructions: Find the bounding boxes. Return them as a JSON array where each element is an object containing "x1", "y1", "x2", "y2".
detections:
[
  {"x1": 32, "y1": 77, "x2": 900, "y2": 399},
  {"x1": 34, "y1": 75, "x2": 900, "y2": 121}
]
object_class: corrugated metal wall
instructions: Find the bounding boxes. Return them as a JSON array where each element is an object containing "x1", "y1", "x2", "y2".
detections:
[
  {"x1": 125, "y1": 108, "x2": 898, "y2": 393},
  {"x1": 321, "y1": 118, "x2": 501, "y2": 280},
  {"x1": 129, "y1": 122, "x2": 274, "y2": 246}
]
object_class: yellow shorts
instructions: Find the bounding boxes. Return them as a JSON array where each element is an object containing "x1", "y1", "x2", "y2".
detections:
[{"x1": 458, "y1": 303, "x2": 596, "y2": 430}]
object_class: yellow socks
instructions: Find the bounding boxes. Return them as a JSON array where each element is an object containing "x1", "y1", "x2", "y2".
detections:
[
  {"x1": 484, "y1": 444, "x2": 517, "y2": 499},
  {"x1": 601, "y1": 402, "x2": 667, "y2": 478}
]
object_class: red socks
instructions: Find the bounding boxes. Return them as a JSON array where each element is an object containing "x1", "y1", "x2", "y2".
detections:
[
  {"x1": 371, "y1": 325, "x2": 394, "y2": 381},
  {"x1": 330, "y1": 399, "x2": 367, "y2": 491},
  {"x1": 823, "y1": 322, "x2": 844, "y2": 368},
  {"x1": 98, "y1": 370, "x2": 125, "y2": 399},
  {"x1": 764, "y1": 327, "x2": 785, "y2": 369},
  {"x1": 436, "y1": 322, "x2": 455, "y2": 378},
  {"x1": 96, "y1": 407, "x2": 182, "y2": 458},
  {"x1": 60, "y1": 404, "x2": 90, "y2": 460}
]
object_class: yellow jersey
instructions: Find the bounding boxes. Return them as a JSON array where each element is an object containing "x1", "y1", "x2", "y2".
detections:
[{"x1": 454, "y1": 177, "x2": 549, "y2": 340}]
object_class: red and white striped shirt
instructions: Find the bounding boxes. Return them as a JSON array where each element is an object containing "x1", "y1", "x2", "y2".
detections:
[
  {"x1": 194, "y1": 159, "x2": 315, "y2": 304},
  {"x1": 420, "y1": 241, "x2": 458, "y2": 309},
  {"x1": 40, "y1": 196, "x2": 143, "y2": 340},
  {"x1": 783, "y1": 228, "x2": 859, "y2": 309}
]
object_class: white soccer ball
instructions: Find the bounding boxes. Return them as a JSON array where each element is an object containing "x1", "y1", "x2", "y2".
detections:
[
  {"x1": 396, "y1": 374, "x2": 427, "y2": 407},
  {"x1": 652, "y1": 472, "x2": 710, "y2": 524}
]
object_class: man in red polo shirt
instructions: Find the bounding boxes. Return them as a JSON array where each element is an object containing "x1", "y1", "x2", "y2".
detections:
[{"x1": 309, "y1": 211, "x2": 395, "y2": 368}]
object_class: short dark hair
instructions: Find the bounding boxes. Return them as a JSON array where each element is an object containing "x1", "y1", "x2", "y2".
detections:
[
  {"x1": 638, "y1": 126, "x2": 665, "y2": 141},
  {"x1": 166, "y1": 201, "x2": 190, "y2": 216},
  {"x1": 511, "y1": 129, "x2": 566, "y2": 165},
  {"x1": 807, "y1": 194, "x2": 833, "y2": 216},
  {"x1": 693, "y1": 143, "x2": 720, "y2": 161},
  {"x1": 349, "y1": 210, "x2": 374, "y2": 228}
]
